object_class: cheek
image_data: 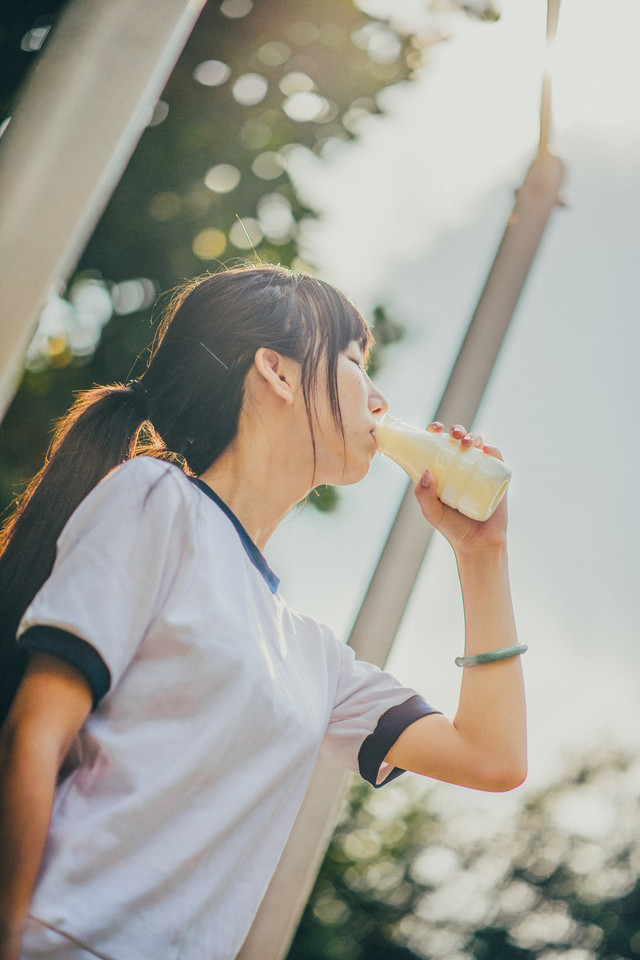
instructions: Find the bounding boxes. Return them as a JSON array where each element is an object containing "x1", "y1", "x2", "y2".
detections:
[{"x1": 338, "y1": 361, "x2": 365, "y2": 397}]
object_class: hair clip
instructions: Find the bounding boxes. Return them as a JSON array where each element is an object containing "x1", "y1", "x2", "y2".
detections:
[
  {"x1": 128, "y1": 379, "x2": 149, "y2": 402},
  {"x1": 128, "y1": 379, "x2": 150, "y2": 417},
  {"x1": 200, "y1": 342, "x2": 229, "y2": 370}
]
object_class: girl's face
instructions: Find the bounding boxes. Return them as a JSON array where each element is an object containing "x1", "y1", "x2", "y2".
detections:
[{"x1": 312, "y1": 341, "x2": 388, "y2": 487}]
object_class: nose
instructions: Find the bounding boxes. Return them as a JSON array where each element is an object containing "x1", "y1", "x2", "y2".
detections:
[{"x1": 367, "y1": 376, "x2": 388, "y2": 418}]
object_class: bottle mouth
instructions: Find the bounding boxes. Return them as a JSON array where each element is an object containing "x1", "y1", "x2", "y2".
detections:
[
  {"x1": 484, "y1": 477, "x2": 511, "y2": 519},
  {"x1": 372, "y1": 413, "x2": 396, "y2": 453},
  {"x1": 457, "y1": 459, "x2": 512, "y2": 520}
]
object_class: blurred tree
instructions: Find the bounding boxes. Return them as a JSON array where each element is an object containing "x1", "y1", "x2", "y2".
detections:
[
  {"x1": 0, "y1": 0, "x2": 494, "y2": 513},
  {"x1": 289, "y1": 750, "x2": 640, "y2": 959}
]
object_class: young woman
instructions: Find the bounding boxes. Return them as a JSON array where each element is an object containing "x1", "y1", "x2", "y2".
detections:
[{"x1": 0, "y1": 264, "x2": 526, "y2": 960}]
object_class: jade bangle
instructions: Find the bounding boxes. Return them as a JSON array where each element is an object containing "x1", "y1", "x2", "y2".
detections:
[{"x1": 455, "y1": 644, "x2": 528, "y2": 667}]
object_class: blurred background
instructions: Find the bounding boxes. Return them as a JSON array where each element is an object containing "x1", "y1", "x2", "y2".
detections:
[{"x1": 1, "y1": 1, "x2": 639, "y2": 957}]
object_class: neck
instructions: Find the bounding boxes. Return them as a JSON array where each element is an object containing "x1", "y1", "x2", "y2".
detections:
[{"x1": 197, "y1": 421, "x2": 315, "y2": 553}]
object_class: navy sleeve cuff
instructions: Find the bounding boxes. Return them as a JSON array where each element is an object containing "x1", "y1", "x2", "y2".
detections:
[
  {"x1": 358, "y1": 694, "x2": 441, "y2": 788},
  {"x1": 18, "y1": 626, "x2": 111, "y2": 708}
]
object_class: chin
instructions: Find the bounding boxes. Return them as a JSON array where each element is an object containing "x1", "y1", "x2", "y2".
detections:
[{"x1": 333, "y1": 459, "x2": 372, "y2": 487}]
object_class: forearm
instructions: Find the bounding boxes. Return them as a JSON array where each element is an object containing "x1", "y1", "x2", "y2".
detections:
[
  {"x1": 387, "y1": 543, "x2": 526, "y2": 791},
  {"x1": 386, "y1": 439, "x2": 526, "y2": 792},
  {"x1": 0, "y1": 721, "x2": 59, "y2": 960},
  {"x1": 0, "y1": 653, "x2": 91, "y2": 960},
  {"x1": 452, "y1": 542, "x2": 527, "y2": 786}
]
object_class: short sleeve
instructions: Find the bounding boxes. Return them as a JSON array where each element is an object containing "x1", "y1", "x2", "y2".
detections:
[
  {"x1": 17, "y1": 458, "x2": 193, "y2": 700},
  {"x1": 321, "y1": 636, "x2": 440, "y2": 788}
]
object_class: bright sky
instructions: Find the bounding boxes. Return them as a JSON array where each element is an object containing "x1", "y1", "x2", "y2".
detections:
[{"x1": 268, "y1": 0, "x2": 640, "y2": 801}]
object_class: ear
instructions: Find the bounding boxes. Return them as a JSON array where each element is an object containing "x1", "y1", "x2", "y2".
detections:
[{"x1": 253, "y1": 347, "x2": 297, "y2": 405}]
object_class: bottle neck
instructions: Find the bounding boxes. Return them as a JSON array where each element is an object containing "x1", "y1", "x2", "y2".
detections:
[{"x1": 375, "y1": 416, "x2": 444, "y2": 484}]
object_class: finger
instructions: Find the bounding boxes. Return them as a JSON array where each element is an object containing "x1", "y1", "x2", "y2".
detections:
[
  {"x1": 417, "y1": 469, "x2": 440, "y2": 501},
  {"x1": 482, "y1": 442, "x2": 504, "y2": 462},
  {"x1": 450, "y1": 424, "x2": 466, "y2": 440},
  {"x1": 415, "y1": 470, "x2": 450, "y2": 528},
  {"x1": 462, "y1": 432, "x2": 483, "y2": 448},
  {"x1": 426, "y1": 421, "x2": 444, "y2": 433}
]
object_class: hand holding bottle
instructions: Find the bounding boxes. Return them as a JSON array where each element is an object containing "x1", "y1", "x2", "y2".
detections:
[
  {"x1": 413, "y1": 422, "x2": 510, "y2": 553},
  {"x1": 375, "y1": 415, "x2": 511, "y2": 521}
]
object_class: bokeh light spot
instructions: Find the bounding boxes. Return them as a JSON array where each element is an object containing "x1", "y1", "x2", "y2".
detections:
[
  {"x1": 229, "y1": 218, "x2": 263, "y2": 250},
  {"x1": 251, "y1": 151, "x2": 284, "y2": 180},
  {"x1": 148, "y1": 191, "x2": 181, "y2": 221},
  {"x1": 283, "y1": 91, "x2": 329, "y2": 123},
  {"x1": 232, "y1": 73, "x2": 268, "y2": 106},
  {"x1": 257, "y1": 193, "x2": 295, "y2": 244},
  {"x1": 70, "y1": 281, "x2": 113, "y2": 327},
  {"x1": 312, "y1": 893, "x2": 349, "y2": 926},
  {"x1": 193, "y1": 60, "x2": 231, "y2": 87},
  {"x1": 204, "y1": 164, "x2": 241, "y2": 193},
  {"x1": 192, "y1": 228, "x2": 227, "y2": 260},
  {"x1": 147, "y1": 100, "x2": 169, "y2": 128},
  {"x1": 110, "y1": 279, "x2": 156, "y2": 316},
  {"x1": 279, "y1": 71, "x2": 315, "y2": 96},
  {"x1": 351, "y1": 23, "x2": 402, "y2": 64},
  {"x1": 26, "y1": 280, "x2": 117, "y2": 368},
  {"x1": 257, "y1": 41, "x2": 291, "y2": 67},
  {"x1": 220, "y1": 0, "x2": 253, "y2": 17}
]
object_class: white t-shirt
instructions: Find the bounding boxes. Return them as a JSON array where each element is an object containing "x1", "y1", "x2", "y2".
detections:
[{"x1": 17, "y1": 457, "x2": 437, "y2": 960}]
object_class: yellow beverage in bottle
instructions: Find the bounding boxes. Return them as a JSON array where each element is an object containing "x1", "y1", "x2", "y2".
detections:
[{"x1": 375, "y1": 415, "x2": 511, "y2": 521}]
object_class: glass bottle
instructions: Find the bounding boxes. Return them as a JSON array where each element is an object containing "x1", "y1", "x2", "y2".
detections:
[{"x1": 375, "y1": 414, "x2": 511, "y2": 521}]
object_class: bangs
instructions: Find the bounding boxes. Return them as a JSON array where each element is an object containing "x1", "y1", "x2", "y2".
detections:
[
  {"x1": 291, "y1": 276, "x2": 374, "y2": 459},
  {"x1": 293, "y1": 275, "x2": 373, "y2": 367},
  {"x1": 332, "y1": 289, "x2": 373, "y2": 357}
]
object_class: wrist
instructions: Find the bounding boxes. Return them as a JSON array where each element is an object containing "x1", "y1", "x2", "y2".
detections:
[{"x1": 454, "y1": 538, "x2": 508, "y2": 568}]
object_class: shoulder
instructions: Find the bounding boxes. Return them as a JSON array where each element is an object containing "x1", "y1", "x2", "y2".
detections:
[
  {"x1": 59, "y1": 458, "x2": 195, "y2": 548},
  {"x1": 104, "y1": 455, "x2": 186, "y2": 490},
  {"x1": 99, "y1": 456, "x2": 191, "y2": 507}
]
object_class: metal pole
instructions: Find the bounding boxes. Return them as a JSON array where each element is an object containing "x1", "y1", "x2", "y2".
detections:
[
  {"x1": 0, "y1": 0, "x2": 206, "y2": 420},
  {"x1": 349, "y1": 148, "x2": 565, "y2": 664},
  {"x1": 237, "y1": 146, "x2": 566, "y2": 960}
]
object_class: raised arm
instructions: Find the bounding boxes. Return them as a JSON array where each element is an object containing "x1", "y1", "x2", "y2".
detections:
[
  {"x1": 385, "y1": 426, "x2": 527, "y2": 792},
  {"x1": 0, "y1": 654, "x2": 92, "y2": 960}
]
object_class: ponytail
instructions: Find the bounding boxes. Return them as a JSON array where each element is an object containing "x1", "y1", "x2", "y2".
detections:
[
  {"x1": 0, "y1": 383, "x2": 151, "y2": 724},
  {"x1": 0, "y1": 264, "x2": 373, "y2": 724}
]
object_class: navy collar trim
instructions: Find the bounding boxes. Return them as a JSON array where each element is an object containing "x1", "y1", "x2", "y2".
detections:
[{"x1": 188, "y1": 476, "x2": 280, "y2": 594}]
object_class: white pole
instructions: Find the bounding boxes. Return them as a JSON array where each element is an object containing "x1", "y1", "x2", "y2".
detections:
[
  {"x1": 0, "y1": 0, "x2": 206, "y2": 420},
  {"x1": 348, "y1": 149, "x2": 565, "y2": 664},
  {"x1": 237, "y1": 147, "x2": 566, "y2": 960}
]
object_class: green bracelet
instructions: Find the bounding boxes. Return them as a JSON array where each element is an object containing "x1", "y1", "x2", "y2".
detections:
[{"x1": 455, "y1": 644, "x2": 528, "y2": 667}]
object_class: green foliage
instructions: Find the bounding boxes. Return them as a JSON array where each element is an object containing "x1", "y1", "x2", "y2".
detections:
[
  {"x1": 310, "y1": 485, "x2": 341, "y2": 513},
  {"x1": 289, "y1": 751, "x2": 640, "y2": 959},
  {"x1": 82, "y1": 0, "x2": 418, "y2": 286},
  {"x1": 367, "y1": 304, "x2": 406, "y2": 378},
  {"x1": 0, "y1": 0, "x2": 419, "y2": 511}
]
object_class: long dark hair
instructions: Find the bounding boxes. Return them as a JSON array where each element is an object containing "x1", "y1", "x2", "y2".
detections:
[{"x1": 0, "y1": 265, "x2": 372, "y2": 721}]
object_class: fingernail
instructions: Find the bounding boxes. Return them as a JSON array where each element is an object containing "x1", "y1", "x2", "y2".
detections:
[{"x1": 421, "y1": 471, "x2": 431, "y2": 488}]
